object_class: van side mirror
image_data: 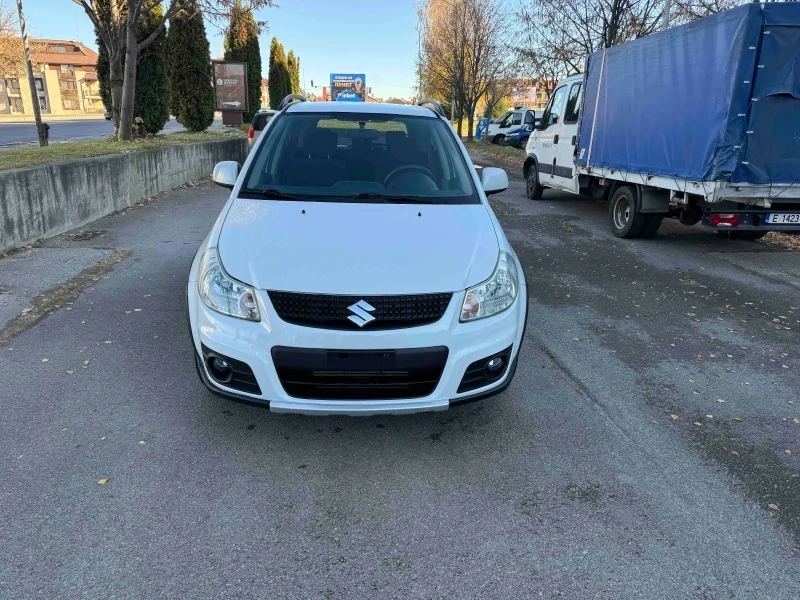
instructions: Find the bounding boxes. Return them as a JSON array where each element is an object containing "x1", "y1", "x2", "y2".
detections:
[{"x1": 212, "y1": 161, "x2": 239, "y2": 189}]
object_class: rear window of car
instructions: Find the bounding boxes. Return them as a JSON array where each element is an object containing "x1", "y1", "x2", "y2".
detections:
[
  {"x1": 241, "y1": 112, "x2": 480, "y2": 204},
  {"x1": 252, "y1": 112, "x2": 274, "y2": 131}
]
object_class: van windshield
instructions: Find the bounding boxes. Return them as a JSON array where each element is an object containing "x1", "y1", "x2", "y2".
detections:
[
  {"x1": 241, "y1": 112, "x2": 480, "y2": 204},
  {"x1": 497, "y1": 111, "x2": 514, "y2": 127}
]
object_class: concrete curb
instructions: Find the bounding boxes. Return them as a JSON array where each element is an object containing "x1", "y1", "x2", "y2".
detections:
[{"x1": 0, "y1": 137, "x2": 246, "y2": 253}]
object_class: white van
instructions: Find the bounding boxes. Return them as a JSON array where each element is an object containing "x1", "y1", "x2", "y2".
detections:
[{"x1": 484, "y1": 109, "x2": 539, "y2": 145}]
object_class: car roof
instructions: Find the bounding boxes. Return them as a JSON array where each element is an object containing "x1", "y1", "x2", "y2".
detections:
[{"x1": 283, "y1": 101, "x2": 439, "y2": 118}]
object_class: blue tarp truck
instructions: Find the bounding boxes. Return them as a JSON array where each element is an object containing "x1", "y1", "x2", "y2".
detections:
[{"x1": 523, "y1": 2, "x2": 800, "y2": 239}]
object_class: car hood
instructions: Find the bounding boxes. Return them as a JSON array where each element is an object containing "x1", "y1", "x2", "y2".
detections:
[{"x1": 218, "y1": 199, "x2": 500, "y2": 294}]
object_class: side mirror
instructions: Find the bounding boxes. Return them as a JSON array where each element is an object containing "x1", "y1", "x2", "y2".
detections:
[
  {"x1": 212, "y1": 161, "x2": 239, "y2": 189},
  {"x1": 481, "y1": 167, "x2": 508, "y2": 195}
]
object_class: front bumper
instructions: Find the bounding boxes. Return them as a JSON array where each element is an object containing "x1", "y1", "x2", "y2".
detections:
[{"x1": 187, "y1": 279, "x2": 528, "y2": 416}]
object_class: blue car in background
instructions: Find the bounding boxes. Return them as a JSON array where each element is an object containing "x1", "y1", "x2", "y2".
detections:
[{"x1": 500, "y1": 126, "x2": 531, "y2": 149}]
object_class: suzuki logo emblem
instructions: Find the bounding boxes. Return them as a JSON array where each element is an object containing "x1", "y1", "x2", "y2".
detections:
[{"x1": 347, "y1": 300, "x2": 376, "y2": 327}]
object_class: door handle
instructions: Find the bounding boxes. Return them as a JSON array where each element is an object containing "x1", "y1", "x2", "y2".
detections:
[
  {"x1": 571, "y1": 135, "x2": 576, "y2": 146},
  {"x1": 554, "y1": 135, "x2": 560, "y2": 144}
]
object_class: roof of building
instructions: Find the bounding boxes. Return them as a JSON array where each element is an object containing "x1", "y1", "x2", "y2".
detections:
[{"x1": 31, "y1": 39, "x2": 99, "y2": 68}]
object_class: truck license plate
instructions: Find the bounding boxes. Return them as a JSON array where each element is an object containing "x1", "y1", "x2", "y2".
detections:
[{"x1": 766, "y1": 213, "x2": 800, "y2": 224}]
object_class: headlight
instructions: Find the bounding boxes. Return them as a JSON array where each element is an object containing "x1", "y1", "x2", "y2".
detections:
[
  {"x1": 197, "y1": 248, "x2": 260, "y2": 321},
  {"x1": 460, "y1": 251, "x2": 518, "y2": 322}
]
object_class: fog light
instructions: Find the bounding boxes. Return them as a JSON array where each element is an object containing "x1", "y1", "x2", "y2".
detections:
[
  {"x1": 485, "y1": 356, "x2": 504, "y2": 380},
  {"x1": 207, "y1": 355, "x2": 233, "y2": 383}
]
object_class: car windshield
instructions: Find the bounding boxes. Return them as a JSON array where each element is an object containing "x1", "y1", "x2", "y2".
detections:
[{"x1": 241, "y1": 111, "x2": 479, "y2": 204}]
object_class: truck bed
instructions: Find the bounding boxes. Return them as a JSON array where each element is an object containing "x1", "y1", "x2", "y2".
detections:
[{"x1": 576, "y1": 3, "x2": 800, "y2": 196}]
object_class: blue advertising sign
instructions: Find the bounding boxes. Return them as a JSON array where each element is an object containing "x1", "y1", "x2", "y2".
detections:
[{"x1": 330, "y1": 73, "x2": 366, "y2": 102}]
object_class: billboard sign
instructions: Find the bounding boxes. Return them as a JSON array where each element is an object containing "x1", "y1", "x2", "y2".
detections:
[
  {"x1": 212, "y1": 61, "x2": 248, "y2": 112},
  {"x1": 330, "y1": 73, "x2": 366, "y2": 102}
]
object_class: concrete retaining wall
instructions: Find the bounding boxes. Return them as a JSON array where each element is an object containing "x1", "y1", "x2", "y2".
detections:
[{"x1": 0, "y1": 137, "x2": 246, "y2": 253}]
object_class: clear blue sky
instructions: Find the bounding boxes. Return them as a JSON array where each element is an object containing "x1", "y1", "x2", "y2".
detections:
[{"x1": 23, "y1": 0, "x2": 420, "y2": 100}]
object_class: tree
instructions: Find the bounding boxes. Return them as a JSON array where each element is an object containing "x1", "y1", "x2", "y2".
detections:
[
  {"x1": 0, "y1": 0, "x2": 23, "y2": 76},
  {"x1": 73, "y1": 0, "x2": 273, "y2": 140},
  {"x1": 134, "y1": 1, "x2": 170, "y2": 134},
  {"x1": 287, "y1": 49, "x2": 300, "y2": 94},
  {"x1": 96, "y1": 23, "x2": 112, "y2": 112},
  {"x1": 166, "y1": 0, "x2": 215, "y2": 131},
  {"x1": 224, "y1": 0, "x2": 262, "y2": 120},
  {"x1": 513, "y1": 0, "x2": 744, "y2": 88},
  {"x1": 418, "y1": 0, "x2": 515, "y2": 140},
  {"x1": 267, "y1": 37, "x2": 290, "y2": 109}
]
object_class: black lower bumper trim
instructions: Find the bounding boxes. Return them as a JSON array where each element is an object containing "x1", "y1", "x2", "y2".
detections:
[
  {"x1": 449, "y1": 350, "x2": 520, "y2": 406},
  {"x1": 194, "y1": 350, "x2": 270, "y2": 408}
]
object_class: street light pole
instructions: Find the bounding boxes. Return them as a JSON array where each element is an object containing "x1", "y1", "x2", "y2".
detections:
[
  {"x1": 662, "y1": 0, "x2": 671, "y2": 30},
  {"x1": 16, "y1": 0, "x2": 46, "y2": 147}
]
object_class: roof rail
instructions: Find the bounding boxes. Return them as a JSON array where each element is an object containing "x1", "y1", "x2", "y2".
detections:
[
  {"x1": 417, "y1": 98, "x2": 446, "y2": 118},
  {"x1": 278, "y1": 94, "x2": 308, "y2": 111}
]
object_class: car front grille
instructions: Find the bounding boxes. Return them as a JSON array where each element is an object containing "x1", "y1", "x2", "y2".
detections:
[
  {"x1": 271, "y1": 346, "x2": 449, "y2": 400},
  {"x1": 268, "y1": 291, "x2": 453, "y2": 330}
]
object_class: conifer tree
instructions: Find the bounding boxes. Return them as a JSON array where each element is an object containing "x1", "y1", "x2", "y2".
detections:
[
  {"x1": 166, "y1": 1, "x2": 215, "y2": 132},
  {"x1": 224, "y1": 0, "x2": 262, "y2": 120}
]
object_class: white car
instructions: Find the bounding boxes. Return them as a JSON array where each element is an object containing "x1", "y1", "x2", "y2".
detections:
[
  {"x1": 484, "y1": 109, "x2": 540, "y2": 145},
  {"x1": 188, "y1": 96, "x2": 528, "y2": 415}
]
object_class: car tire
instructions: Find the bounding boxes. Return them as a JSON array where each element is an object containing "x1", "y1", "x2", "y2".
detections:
[
  {"x1": 518, "y1": 136, "x2": 529, "y2": 149},
  {"x1": 526, "y1": 166, "x2": 545, "y2": 200},
  {"x1": 609, "y1": 186, "x2": 648, "y2": 238},
  {"x1": 716, "y1": 230, "x2": 768, "y2": 241},
  {"x1": 492, "y1": 135, "x2": 504, "y2": 145}
]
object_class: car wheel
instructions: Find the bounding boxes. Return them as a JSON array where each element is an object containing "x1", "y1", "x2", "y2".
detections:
[
  {"x1": 492, "y1": 135, "x2": 504, "y2": 145},
  {"x1": 608, "y1": 186, "x2": 648, "y2": 238},
  {"x1": 716, "y1": 230, "x2": 768, "y2": 241},
  {"x1": 518, "y1": 136, "x2": 529, "y2": 149},
  {"x1": 526, "y1": 166, "x2": 545, "y2": 200}
]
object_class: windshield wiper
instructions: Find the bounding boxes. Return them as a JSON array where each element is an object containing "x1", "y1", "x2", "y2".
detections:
[
  {"x1": 241, "y1": 188, "x2": 304, "y2": 201},
  {"x1": 347, "y1": 192, "x2": 434, "y2": 204}
]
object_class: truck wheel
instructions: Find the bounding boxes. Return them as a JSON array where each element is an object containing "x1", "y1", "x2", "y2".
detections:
[
  {"x1": 640, "y1": 215, "x2": 665, "y2": 239},
  {"x1": 492, "y1": 135, "x2": 504, "y2": 145},
  {"x1": 526, "y1": 167, "x2": 545, "y2": 200},
  {"x1": 716, "y1": 231, "x2": 768, "y2": 241},
  {"x1": 609, "y1": 186, "x2": 648, "y2": 238}
]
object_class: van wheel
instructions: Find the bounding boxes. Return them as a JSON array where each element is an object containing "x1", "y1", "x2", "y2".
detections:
[
  {"x1": 640, "y1": 215, "x2": 665, "y2": 239},
  {"x1": 609, "y1": 186, "x2": 648, "y2": 238},
  {"x1": 526, "y1": 167, "x2": 545, "y2": 200},
  {"x1": 492, "y1": 135, "x2": 504, "y2": 145},
  {"x1": 716, "y1": 230, "x2": 768, "y2": 241}
]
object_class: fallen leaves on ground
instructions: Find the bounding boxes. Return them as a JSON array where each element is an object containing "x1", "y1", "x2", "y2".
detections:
[{"x1": 97, "y1": 478, "x2": 108, "y2": 485}]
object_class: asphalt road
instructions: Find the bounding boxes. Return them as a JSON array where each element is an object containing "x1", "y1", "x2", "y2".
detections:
[
  {"x1": 0, "y1": 117, "x2": 184, "y2": 146},
  {"x1": 1, "y1": 167, "x2": 799, "y2": 598}
]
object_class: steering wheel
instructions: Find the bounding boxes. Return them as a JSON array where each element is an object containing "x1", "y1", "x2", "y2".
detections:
[{"x1": 383, "y1": 164, "x2": 435, "y2": 188}]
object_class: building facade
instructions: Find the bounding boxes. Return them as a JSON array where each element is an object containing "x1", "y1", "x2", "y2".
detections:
[{"x1": 0, "y1": 39, "x2": 103, "y2": 120}]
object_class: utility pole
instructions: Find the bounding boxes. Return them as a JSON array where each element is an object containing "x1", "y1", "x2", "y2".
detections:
[
  {"x1": 16, "y1": 0, "x2": 46, "y2": 147},
  {"x1": 662, "y1": 0, "x2": 671, "y2": 30}
]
